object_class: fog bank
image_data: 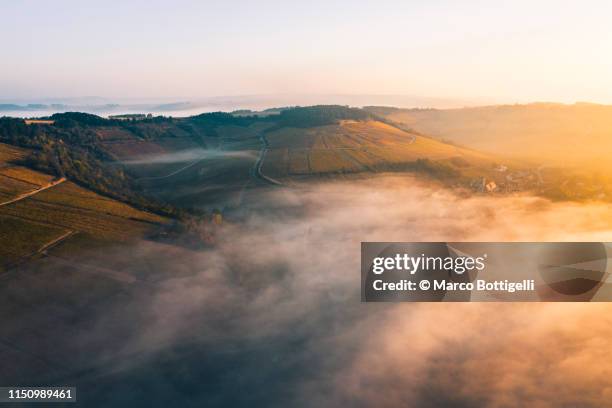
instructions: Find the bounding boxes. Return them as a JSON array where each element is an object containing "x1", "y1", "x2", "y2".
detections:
[{"x1": 25, "y1": 175, "x2": 612, "y2": 406}]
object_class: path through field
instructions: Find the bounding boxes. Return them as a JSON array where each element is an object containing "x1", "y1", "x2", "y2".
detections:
[
  {"x1": 0, "y1": 177, "x2": 66, "y2": 207},
  {"x1": 236, "y1": 131, "x2": 283, "y2": 207},
  {"x1": 254, "y1": 132, "x2": 282, "y2": 186},
  {"x1": 38, "y1": 230, "x2": 75, "y2": 255}
]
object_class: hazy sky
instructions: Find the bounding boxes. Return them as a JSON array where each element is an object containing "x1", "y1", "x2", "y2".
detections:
[{"x1": 2, "y1": 0, "x2": 612, "y2": 103}]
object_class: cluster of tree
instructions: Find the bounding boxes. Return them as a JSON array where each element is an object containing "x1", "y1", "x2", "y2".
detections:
[
  {"x1": 0, "y1": 105, "x2": 382, "y2": 217},
  {"x1": 0, "y1": 117, "x2": 181, "y2": 217},
  {"x1": 189, "y1": 112, "x2": 259, "y2": 136},
  {"x1": 273, "y1": 105, "x2": 373, "y2": 128},
  {"x1": 0, "y1": 117, "x2": 44, "y2": 148},
  {"x1": 43, "y1": 106, "x2": 378, "y2": 146},
  {"x1": 122, "y1": 120, "x2": 186, "y2": 140},
  {"x1": 154, "y1": 210, "x2": 223, "y2": 248},
  {"x1": 50, "y1": 112, "x2": 110, "y2": 127},
  {"x1": 185, "y1": 106, "x2": 375, "y2": 138},
  {"x1": 168, "y1": 111, "x2": 265, "y2": 145},
  {"x1": 50, "y1": 112, "x2": 178, "y2": 140}
]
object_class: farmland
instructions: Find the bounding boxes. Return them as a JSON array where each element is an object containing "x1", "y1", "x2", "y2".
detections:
[
  {"x1": 0, "y1": 145, "x2": 57, "y2": 201},
  {"x1": 0, "y1": 143, "x2": 167, "y2": 271},
  {"x1": 0, "y1": 142, "x2": 26, "y2": 163},
  {"x1": 2, "y1": 105, "x2": 607, "y2": 219},
  {"x1": 107, "y1": 115, "x2": 504, "y2": 207},
  {"x1": 261, "y1": 120, "x2": 496, "y2": 180},
  {"x1": 135, "y1": 150, "x2": 258, "y2": 209},
  {"x1": 0, "y1": 215, "x2": 67, "y2": 270},
  {"x1": 2, "y1": 107, "x2": 516, "y2": 211},
  {"x1": 367, "y1": 103, "x2": 612, "y2": 170},
  {"x1": 116, "y1": 122, "x2": 265, "y2": 209}
]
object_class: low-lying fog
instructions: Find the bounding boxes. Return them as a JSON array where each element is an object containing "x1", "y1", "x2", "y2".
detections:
[
  {"x1": 57, "y1": 176, "x2": 612, "y2": 406},
  {"x1": 121, "y1": 148, "x2": 255, "y2": 165}
]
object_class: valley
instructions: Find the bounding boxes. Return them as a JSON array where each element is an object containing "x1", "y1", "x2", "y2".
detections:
[
  {"x1": 0, "y1": 105, "x2": 611, "y2": 406},
  {"x1": 0, "y1": 104, "x2": 609, "y2": 272}
]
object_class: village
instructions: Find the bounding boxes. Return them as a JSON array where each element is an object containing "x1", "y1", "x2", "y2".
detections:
[{"x1": 470, "y1": 164, "x2": 543, "y2": 194}]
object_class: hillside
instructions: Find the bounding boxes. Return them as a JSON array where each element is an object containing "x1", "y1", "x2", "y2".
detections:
[
  {"x1": 0, "y1": 143, "x2": 167, "y2": 272},
  {"x1": 97, "y1": 109, "x2": 510, "y2": 207},
  {"x1": 261, "y1": 120, "x2": 496, "y2": 180},
  {"x1": 366, "y1": 103, "x2": 612, "y2": 169},
  {"x1": 2, "y1": 105, "x2": 608, "y2": 213}
]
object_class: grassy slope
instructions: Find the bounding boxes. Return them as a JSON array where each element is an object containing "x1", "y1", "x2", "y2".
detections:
[{"x1": 0, "y1": 143, "x2": 167, "y2": 271}]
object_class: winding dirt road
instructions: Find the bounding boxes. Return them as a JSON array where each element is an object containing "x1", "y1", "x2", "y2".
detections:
[
  {"x1": 253, "y1": 132, "x2": 282, "y2": 186},
  {"x1": 235, "y1": 131, "x2": 282, "y2": 208}
]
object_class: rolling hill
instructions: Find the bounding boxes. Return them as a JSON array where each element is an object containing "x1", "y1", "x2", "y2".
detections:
[
  {"x1": 2, "y1": 104, "x2": 608, "y2": 222},
  {"x1": 260, "y1": 119, "x2": 496, "y2": 180},
  {"x1": 0, "y1": 143, "x2": 167, "y2": 272},
  {"x1": 97, "y1": 110, "x2": 513, "y2": 209},
  {"x1": 366, "y1": 103, "x2": 612, "y2": 170}
]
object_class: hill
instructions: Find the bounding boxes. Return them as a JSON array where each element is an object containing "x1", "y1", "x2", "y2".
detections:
[
  {"x1": 366, "y1": 103, "x2": 612, "y2": 170},
  {"x1": 260, "y1": 119, "x2": 496, "y2": 180},
  {"x1": 0, "y1": 143, "x2": 167, "y2": 272},
  {"x1": 3, "y1": 104, "x2": 609, "y2": 211},
  {"x1": 92, "y1": 107, "x2": 510, "y2": 207}
]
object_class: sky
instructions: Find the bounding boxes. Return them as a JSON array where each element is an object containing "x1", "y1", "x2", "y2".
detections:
[{"x1": 2, "y1": 0, "x2": 612, "y2": 104}]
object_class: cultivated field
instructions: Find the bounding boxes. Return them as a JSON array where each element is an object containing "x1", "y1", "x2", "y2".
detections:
[
  {"x1": 0, "y1": 143, "x2": 27, "y2": 164},
  {"x1": 112, "y1": 119, "x2": 503, "y2": 208},
  {"x1": 0, "y1": 144, "x2": 58, "y2": 201},
  {"x1": 0, "y1": 215, "x2": 68, "y2": 271},
  {"x1": 136, "y1": 152, "x2": 258, "y2": 209},
  {"x1": 0, "y1": 144, "x2": 167, "y2": 271},
  {"x1": 261, "y1": 120, "x2": 494, "y2": 179},
  {"x1": 0, "y1": 181, "x2": 164, "y2": 241},
  {"x1": 0, "y1": 166, "x2": 56, "y2": 187},
  {"x1": 376, "y1": 104, "x2": 612, "y2": 169},
  {"x1": 116, "y1": 123, "x2": 266, "y2": 209}
]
